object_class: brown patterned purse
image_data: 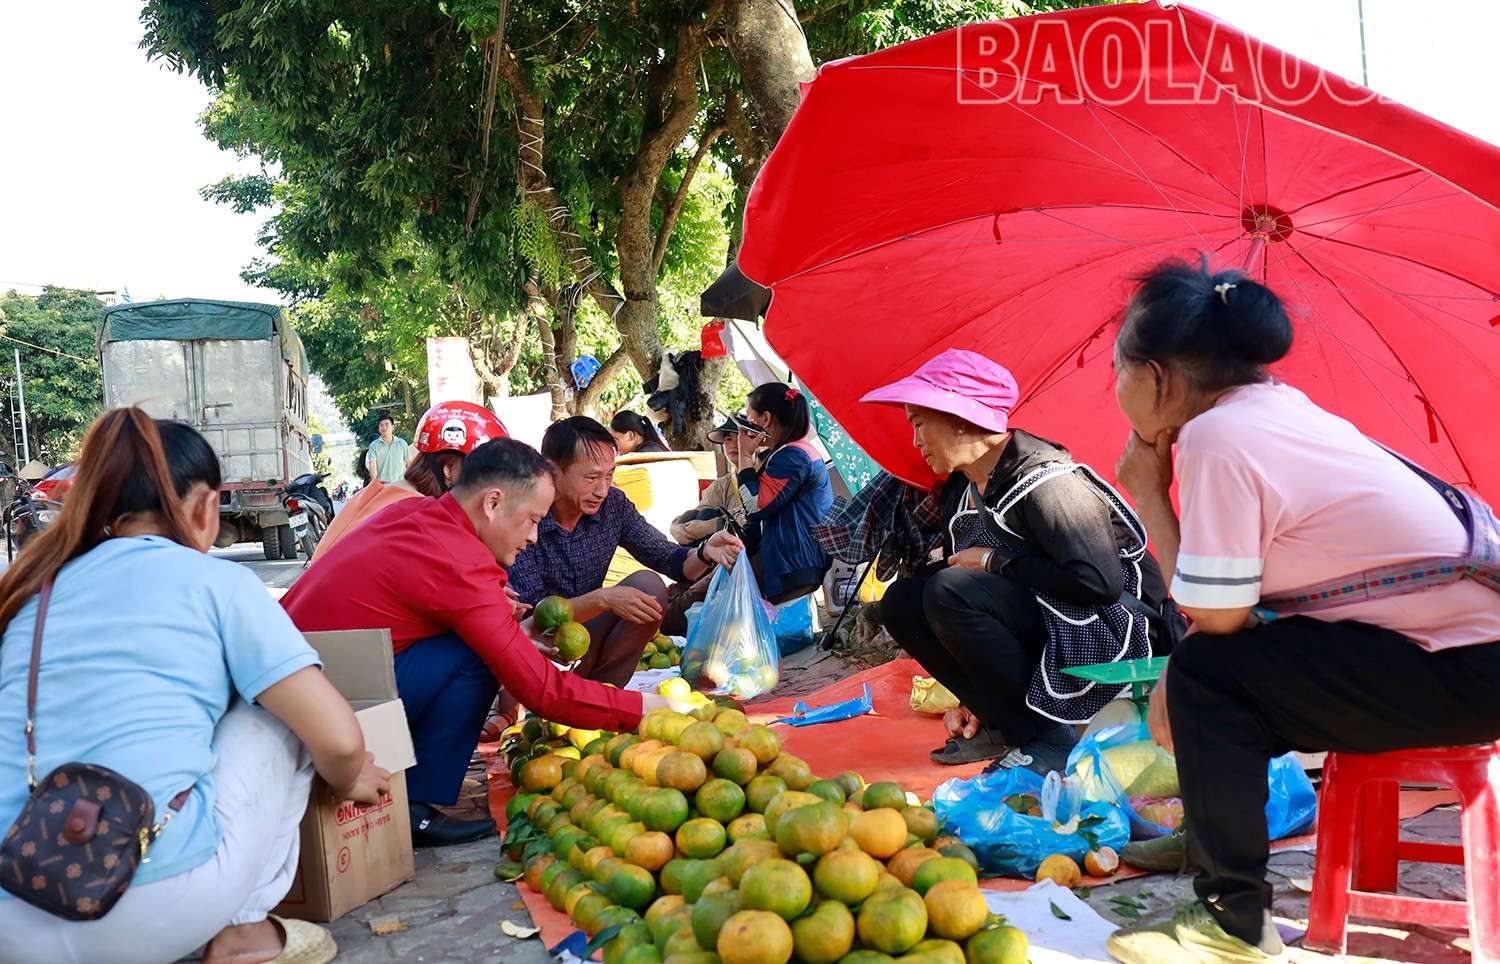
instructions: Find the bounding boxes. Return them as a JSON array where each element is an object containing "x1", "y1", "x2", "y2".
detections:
[{"x1": 0, "y1": 578, "x2": 189, "y2": 920}]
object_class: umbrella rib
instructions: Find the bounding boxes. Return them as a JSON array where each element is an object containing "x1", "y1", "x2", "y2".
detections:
[
  {"x1": 1073, "y1": 102, "x2": 1227, "y2": 254},
  {"x1": 951, "y1": 69, "x2": 1246, "y2": 224},
  {"x1": 1254, "y1": 281, "x2": 1495, "y2": 303},
  {"x1": 1016, "y1": 234, "x2": 1243, "y2": 411},
  {"x1": 1286, "y1": 248, "x2": 1477, "y2": 485},
  {"x1": 1282, "y1": 272, "x2": 1447, "y2": 464},
  {"x1": 1291, "y1": 235, "x2": 1500, "y2": 321},
  {"x1": 769, "y1": 206, "x2": 1219, "y2": 287},
  {"x1": 1027, "y1": 208, "x2": 1213, "y2": 257},
  {"x1": 1262, "y1": 173, "x2": 1436, "y2": 278},
  {"x1": 1288, "y1": 191, "x2": 1471, "y2": 233},
  {"x1": 1281, "y1": 170, "x2": 1430, "y2": 219}
]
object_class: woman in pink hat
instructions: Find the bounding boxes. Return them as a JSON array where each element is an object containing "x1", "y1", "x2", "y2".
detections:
[{"x1": 863, "y1": 349, "x2": 1174, "y2": 773}]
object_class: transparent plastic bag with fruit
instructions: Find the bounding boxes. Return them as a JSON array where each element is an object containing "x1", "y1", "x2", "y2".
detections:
[
  {"x1": 679, "y1": 548, "x2": 780, "y2": 699},
  {"x1": 1067, "y1": 722, "x2": 1317, "y2": 841}
]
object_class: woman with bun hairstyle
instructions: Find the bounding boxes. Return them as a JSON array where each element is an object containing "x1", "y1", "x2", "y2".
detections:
[
  {"x1": 1107, "y1": 258, "x2": 1500, "y2": 963},
  {"x1": 733, "y1": 383, "x2": 833, "y2": 603},
  {"x1": 609, "y1": 411, "x2": 668, "y2": 454},
  {"x1": 0, "y1": 409, "x2": 387, "y2": 964}
]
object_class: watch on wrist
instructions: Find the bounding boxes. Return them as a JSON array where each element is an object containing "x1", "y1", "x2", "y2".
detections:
[{"x1": 696, "y1": 542, "x2": 710, "y2": 564}]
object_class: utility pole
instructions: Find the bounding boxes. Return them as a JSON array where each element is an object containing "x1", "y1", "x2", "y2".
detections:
[
  {"x1": 1357, "y1": 0, "x2": 1369, "y2": 87},
  {"x1": 14, "y1": 350, "x2": 29, "y2": 464}
]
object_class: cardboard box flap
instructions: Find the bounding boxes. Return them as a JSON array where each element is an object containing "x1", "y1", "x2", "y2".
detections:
[
  {"x1": 355, "y1": 699, "x2": 416, "y2": 772},
  {"x1": 304, "y1": 629, "x2": 397, "y2": 702}
]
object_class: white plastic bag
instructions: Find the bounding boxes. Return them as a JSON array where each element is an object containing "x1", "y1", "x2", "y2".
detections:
[{"x1": 679, "y1": 550, "x2": 780, "y2": 698}]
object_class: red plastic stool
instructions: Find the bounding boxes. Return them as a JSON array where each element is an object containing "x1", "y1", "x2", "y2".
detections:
[{"x1": 1306, "y1": 743, "x2": 1500, "y2": 962}]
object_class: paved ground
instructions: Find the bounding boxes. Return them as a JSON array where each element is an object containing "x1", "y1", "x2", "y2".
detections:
[
  {"x1": 209, "y1": 561, "x2": 1478, "y2": 963},
  {"x1": 210, "y1": 542, "x2": 310, "y2": 597}
]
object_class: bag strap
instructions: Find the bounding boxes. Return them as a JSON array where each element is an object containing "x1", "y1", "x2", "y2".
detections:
[
  {"x1": 1379, "y1": 443, "x2": 1474, "y2": 532},
  {"x1": 24, "y1": 577, "x2": 54, "y2": 790},
  {"x1": 982, "y1": 461, "x2": 1149, "y2": 559}
]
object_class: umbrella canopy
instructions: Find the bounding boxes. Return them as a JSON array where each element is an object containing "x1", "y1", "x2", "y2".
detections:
[{"x1": 738, "y1": 1, "x2": 1500, "y2": 494}]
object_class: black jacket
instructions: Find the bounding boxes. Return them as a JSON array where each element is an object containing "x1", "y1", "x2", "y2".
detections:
[{"x1": 936, "y1": 429, "x2": 1171, "y2": 611}]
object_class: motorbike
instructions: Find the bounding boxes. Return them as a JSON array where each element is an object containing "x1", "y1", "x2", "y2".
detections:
[
  {"x1": 1, "y1": 456, "x2": 63, "y2": 561},
  {"x1": 282, "y1": 471, "x2": 335, "y2": 560}
]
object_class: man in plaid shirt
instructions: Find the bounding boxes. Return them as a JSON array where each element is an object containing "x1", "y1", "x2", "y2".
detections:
[{"x1": 508, "y1": 417, "x2": 742, "y2": 684}]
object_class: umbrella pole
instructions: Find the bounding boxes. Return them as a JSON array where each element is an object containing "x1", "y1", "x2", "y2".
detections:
[{"x1": 1242, "y1": 235, "x2": 1266, "y2": 276}]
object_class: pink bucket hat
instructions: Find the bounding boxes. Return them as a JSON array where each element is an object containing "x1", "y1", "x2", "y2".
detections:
[{"x1": 860, "y1": 349, "x2": 1019, "y2": 435}]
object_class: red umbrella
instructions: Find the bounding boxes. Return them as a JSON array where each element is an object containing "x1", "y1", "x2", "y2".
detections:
[{"x1": 738, "y1": 1, "x2": 1500, "y2": 495}]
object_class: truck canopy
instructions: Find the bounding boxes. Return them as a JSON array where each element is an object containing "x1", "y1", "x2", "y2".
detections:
[{"x1": 99, "y1": 299, "x2": 306, "y2": 375}]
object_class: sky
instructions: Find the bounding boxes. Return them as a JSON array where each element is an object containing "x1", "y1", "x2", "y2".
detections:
[{"x1": 0, "y1": 1, "x2": 1496, "y2": 305}]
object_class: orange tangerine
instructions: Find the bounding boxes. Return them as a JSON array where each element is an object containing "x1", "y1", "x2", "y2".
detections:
[{"x1": 847, "y1": 808, "x2": 908, "y2": 859}]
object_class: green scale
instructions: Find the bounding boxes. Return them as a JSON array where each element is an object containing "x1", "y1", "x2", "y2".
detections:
[{"x1": 1062, "y1": 656, "x2": 1168, "y2": 704}]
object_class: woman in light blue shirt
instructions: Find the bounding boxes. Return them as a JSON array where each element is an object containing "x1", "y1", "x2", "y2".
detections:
[{"x1": 0, "y1": 409, "x2": 389, "y2": 964}]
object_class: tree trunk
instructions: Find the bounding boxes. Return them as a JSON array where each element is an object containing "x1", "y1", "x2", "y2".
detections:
[
  {"x1": 524, "y1": 275, "x2": 569, "y2": 420},
  {"x1": 669, "y1": 353, "x2": 736, "y2": 450},
  {"x1": 724, "y1": 0, "x2": 816, "y2": 147}
]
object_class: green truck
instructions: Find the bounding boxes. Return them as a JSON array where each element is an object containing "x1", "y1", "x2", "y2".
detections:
[{"x1": 99, "y1": 299, "x2": 314, "y2": 558}]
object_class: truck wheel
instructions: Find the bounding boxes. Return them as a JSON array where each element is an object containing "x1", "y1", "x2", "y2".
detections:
[
  {"x1": 279, "y1": 524, "x2": 299, "y2": 560},
  {"x1": 262, "y1": 525, "x2": 281, "y2": 560}
]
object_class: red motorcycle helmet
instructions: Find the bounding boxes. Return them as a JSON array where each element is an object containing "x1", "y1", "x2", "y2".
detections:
[{"x1": 413, "y1": 400, "x2": 508, "y2": 455}]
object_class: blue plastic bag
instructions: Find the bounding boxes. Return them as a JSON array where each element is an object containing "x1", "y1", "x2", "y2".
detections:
[
  {"x1": 773, "y1": 595, "x2": 816, "y2": 657},
  {"x1": 1067, "y1": 723, "x2": 1317, "y2": 841},
  {"x1": 932, "y1": 766, "x2": 1130, "y2": 879},
  {"x1": 1265, "y1": 752, "x2": 1318, "y2": 839},
  {"x1": 775, "y1": 683, "x2": 874, "y2": 727},
  {"x1": 680, "y1": 550, "x2": 780, "y2": 699}
]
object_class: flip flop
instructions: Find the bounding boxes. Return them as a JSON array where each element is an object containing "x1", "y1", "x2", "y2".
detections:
[
  {"x1": 267, "y1": 915, "x2": 337, "y2": 964},
  {"x1": 929, "y1": 728, "x2": 1013, "y2": 765}
]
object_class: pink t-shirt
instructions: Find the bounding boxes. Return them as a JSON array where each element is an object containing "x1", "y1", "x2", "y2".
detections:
[{"x1": 1172, "y1": 381, "x2": 1500, "y2": 651}]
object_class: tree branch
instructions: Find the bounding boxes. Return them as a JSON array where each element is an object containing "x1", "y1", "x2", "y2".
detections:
[
  {"x1": 653, "y1": 124, "x2": 726, "y2": 275},
  {"x1": 495, "y1": 46, "x2": 625, "y2": 326},
  {"x1": 577, "y1": 344, "x2": 632, "y2": 416}
]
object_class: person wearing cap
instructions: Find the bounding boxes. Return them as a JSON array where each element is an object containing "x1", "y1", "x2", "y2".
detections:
[
  {"x1": 669, "y1": 414, "x2": 756, "y2": 547},
  {"x1": 655, "y1": 415, "x2": 763, "y2": 635},
  {"x1": 734, "y1": 384, "x2": 835, "y2": 604},
  {"x1": 863, "y1": 349, "x2": 1171, "y2": 773},
  {"x1": 315, "y1": 400, "x2": 509, "y2": 559}
]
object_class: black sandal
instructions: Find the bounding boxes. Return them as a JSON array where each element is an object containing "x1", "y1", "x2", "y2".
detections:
[{"x1": 929, "y1": 727, "x2": 1013, "y2": 765}]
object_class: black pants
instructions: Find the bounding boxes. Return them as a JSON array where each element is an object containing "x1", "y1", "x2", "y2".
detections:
[
  {"x1": 882, "y1": 566, "x2": 1060, "y2": 746},
  {"x1": 1168, "y1": 616, "x2": 1500, "y2": 945}
]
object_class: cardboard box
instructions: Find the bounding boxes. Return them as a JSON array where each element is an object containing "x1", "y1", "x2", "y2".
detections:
[{"x1": 274, "y1": 629, "x2": 418, "y2": 922}]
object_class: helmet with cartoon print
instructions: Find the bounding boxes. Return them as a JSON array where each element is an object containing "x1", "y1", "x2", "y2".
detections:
[{"x1": 414, "y1": 400, "x2": 508, "y2": 455}]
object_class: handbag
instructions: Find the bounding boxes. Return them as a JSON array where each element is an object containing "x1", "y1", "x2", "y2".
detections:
[{"x1": 0, "y1": 577, "x2": 190, "y2": 920}]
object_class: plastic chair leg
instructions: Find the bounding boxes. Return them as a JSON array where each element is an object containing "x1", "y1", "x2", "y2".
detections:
[
  {"x1": 1353, "y1": 776, "x2": 1400, "y2": 893},
  {"x1": 1457, "y1": 771, "x2": 1500, "y2": 964},
  {"x1": 1306, "y1": 756, "x2": 1357, "y2": 953}
]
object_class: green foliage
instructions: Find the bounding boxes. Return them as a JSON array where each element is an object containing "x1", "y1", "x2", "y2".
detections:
[
  {"x1": 143, "y1": 0, "x2": 1114, "y2": 434},
  {"x1": 0, "y1": 288, "x2": 104, "y2": 462},
  {"x1": 308, "y1": 413, "x2": 334, "y2": 475}
]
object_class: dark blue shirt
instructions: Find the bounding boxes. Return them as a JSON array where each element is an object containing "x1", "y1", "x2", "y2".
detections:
[{"x1": 507, "y1": 487, "x2": 690, "y2": 605}]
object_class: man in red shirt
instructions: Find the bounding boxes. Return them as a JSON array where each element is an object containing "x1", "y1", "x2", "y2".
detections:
[{"x1": 283, "y1": 438, "x2": 687, "y2": 845}]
